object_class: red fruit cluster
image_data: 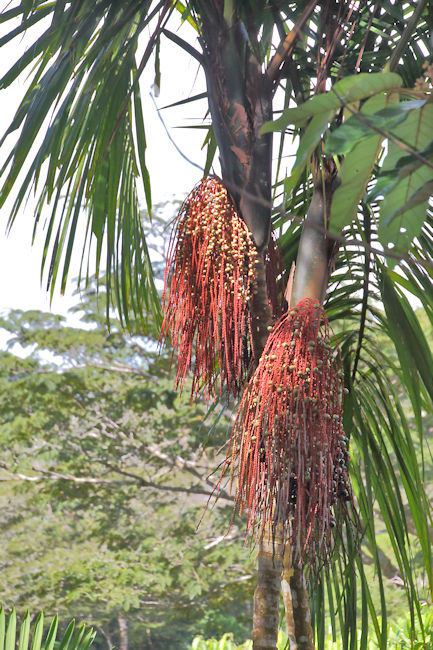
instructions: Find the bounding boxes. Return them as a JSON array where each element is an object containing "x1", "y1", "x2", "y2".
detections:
[
  {"x1": 160, "y1": 177, "x2": 258, "y2": 400},
  {"x1": 224, "y1": 298, "x2": 350, "y2": 560}
]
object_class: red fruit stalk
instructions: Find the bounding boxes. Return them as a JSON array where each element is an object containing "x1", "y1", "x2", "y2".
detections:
[
  {"x1": 225, "y1": 298, "x2": 350, "y2": 560},
  {"x1": 161, "y1": 177, "x2": 258, "y2": 400}
]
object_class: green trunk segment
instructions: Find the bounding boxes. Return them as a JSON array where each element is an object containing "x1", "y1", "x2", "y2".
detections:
[
  {"x1": 291, "y1": 173, "x2": 339, "y2": 307},
  {"x1": 291, "y1": 165, "x2": 339, "y2": 318},
  {"x1": 291, "y1": 187, "x2": 330, "y2": 306}
]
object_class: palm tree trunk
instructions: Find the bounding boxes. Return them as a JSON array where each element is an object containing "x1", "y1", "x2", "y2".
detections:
[
  {"x1": 282, "y1": 545, "x2": 297, "y2": 648},
  {"x1": 281, "y1": 555, "x2": 314, "y2": 650},
  {"x1": 289, "y1": 565, "x2": 314, "y2": 649},
  {"x1": 253, "y1": 527, "x2": 284, "y2": 649},
  {"x1": 118, "y1": 616, "x2": 128, "y2": 650},
  {"x1": 291, "y1": 170, "x2": 339, "y2": 306},
  {"x1": 198, "y1": 6, "x2": 337, "y2": 648}
]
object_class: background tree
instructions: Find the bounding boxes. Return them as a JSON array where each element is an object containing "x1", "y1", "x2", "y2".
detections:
[
  {"x1": 1, "y1": 1, "x2": 433, "y2": 649},
  {"x1": 0, "y1": 277, "x2": 432, "y2": 650},
  {"x1": 0, "y1": 283, "x2": 256, "y2": 649}
]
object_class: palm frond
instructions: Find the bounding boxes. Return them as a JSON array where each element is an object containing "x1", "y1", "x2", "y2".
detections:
[
  {"x1": 0, "y1": 606, "x2": 95, "y2": 650},
  {"x1": 276, "y1": 199, "x2": 433, "y2": 646},
  {"x1": 273, "y1": 14, "x2": 433, "y2": 640},
  {"x1": 0, "y1": 0, "x2": 172, "y2": 330}
]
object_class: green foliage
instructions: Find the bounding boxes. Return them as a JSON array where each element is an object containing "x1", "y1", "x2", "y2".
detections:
[
  {"x1": 0, "y1": 606, "x2": 95, "y2": 650},
  {"x1": 0, "y1": 1, "x2": 161, "y2": 330},
  {"x1": 377, "y1": 103, "x2": 433, "y2": 253},
  {"x1": 324, "y1": 100, "x2": 427, "y2": 156},
  {"x1": 328, "y1": 90, "x2": 392, "y2": 235},
  {"x1": 261, "y1": 72, "x2": 402, "y2": 131},
  {"x1": 190, "y1": 633, "x2": 252, "y2": 649},
  {"x1": 326, "y1": 96, "x2": 433, "y2": 252},
  {"x1": 316, "y1": 607, "x2": 433, "y2": 649},
  {"x1": 388, "y1": 606, "x2": 433, "y2": 649},
  {"x1": 190, "y1": 609, "x2": 433, "y2": 650},
  {"x1": 265, "y1": 69, "x2": 433, "y2": 251},
  {"x1": 190, "y1": 630, "x2": 287, "y2": 649},
  {"x1": 0, "y1": 289, "x2": 253, "y2": 648}
]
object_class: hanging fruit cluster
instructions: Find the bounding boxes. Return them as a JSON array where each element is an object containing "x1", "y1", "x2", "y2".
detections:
[
  {"x1": 160, "y1": 177, "x2": 258, "y2": 400},
  {"x1": 223, "y1": 298, "x2": 351, "y2": 560}
]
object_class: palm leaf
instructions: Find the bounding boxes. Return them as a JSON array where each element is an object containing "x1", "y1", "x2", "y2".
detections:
[
  {"x1": 378, "y1": 104, "x2": 433, "y2": 253},
  {"x1": 0, "y1": 1, "x2": 169, "y2": 331},
  {"x1": 0, "y1": 607, "x2": 95, "y2": 650}
]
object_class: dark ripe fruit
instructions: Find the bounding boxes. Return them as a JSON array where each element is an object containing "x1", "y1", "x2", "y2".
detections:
[
  {"x1": 338, "y1": 489, "x2": 351, "y2": 501},
  {"x1": 289, "y1": 476, "x2": 298, "y2": 504}
]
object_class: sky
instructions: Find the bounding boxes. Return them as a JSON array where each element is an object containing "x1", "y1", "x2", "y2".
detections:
[{"x1": 0, "y1": 3, "x2": 208, "y2": 320}]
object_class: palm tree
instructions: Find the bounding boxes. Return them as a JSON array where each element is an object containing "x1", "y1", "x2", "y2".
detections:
[{"x1": 1, "y1": 1, "x2": 432, "y2": 648}]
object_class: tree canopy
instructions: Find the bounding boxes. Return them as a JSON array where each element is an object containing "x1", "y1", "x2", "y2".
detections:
[{"x1": 0, "y1": 284, "x2": 257, "y2": 648}]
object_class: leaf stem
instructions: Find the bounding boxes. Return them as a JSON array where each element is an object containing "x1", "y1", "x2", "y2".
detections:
[
  {"x1": 266, "y1": 0, "x2": 318, "y2": 86},
  {"x1": 351, "y1": 204, "x2": 371, "y2": 383},
  {"x1": 388, "y1": 0, "x2": 429, "y2": 73}
]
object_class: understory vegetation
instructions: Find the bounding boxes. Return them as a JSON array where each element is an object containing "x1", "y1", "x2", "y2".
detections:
[{"x1": 0, "y1": 283, "x2": 432, "y2": 648}]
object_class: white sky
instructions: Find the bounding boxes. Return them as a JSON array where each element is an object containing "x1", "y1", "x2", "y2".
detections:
[{"x1": 0, "y1": 3, "x2": 208, "y2": 319}]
